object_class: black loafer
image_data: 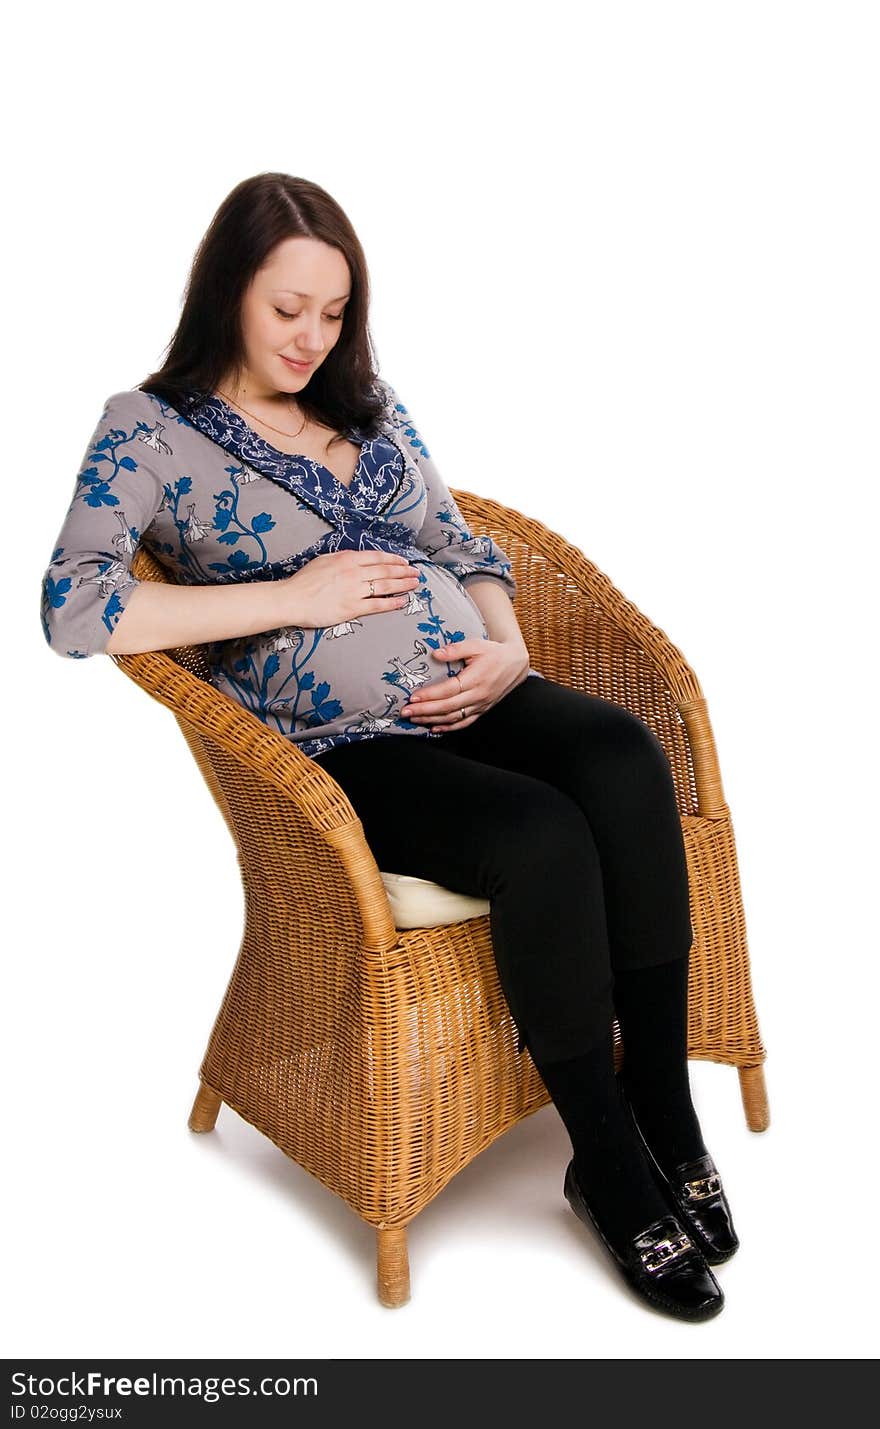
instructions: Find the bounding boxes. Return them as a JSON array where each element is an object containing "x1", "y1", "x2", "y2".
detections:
[
  {"x1": 626, "y1": 1111, "x2": 740, "y2": 1266},
  {"x1": 563, "y1": 1159, "x2": 724, "y2": 1322}
]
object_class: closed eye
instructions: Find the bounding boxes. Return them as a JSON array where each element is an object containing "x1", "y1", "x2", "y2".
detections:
[{"x1": 274, "y1": 307, "x2": 344, "y2": 323}]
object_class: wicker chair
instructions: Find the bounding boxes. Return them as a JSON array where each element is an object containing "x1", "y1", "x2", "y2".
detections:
[{"x1": 112, "y1": 491, "x2": 769, "y2": 1308}]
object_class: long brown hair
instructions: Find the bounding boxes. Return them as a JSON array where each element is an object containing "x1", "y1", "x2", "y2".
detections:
[{"x1": 139, "y1": 173, "x2": 386, "y2": 448}]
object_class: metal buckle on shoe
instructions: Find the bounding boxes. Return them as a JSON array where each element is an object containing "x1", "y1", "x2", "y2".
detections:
[
  {"x1": 640, "y1": 1231, "x2": 694, "y2": 1274},
  {"x1": 683, "y1": 1172, "x2": 722, "y2": 1202}
]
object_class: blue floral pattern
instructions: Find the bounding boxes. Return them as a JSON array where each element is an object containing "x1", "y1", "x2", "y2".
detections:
[{"x1": 40, "y1": 380, "x2": 542, "y2": 756}]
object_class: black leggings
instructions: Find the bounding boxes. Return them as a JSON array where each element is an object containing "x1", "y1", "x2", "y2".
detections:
[{"x1": 313, "y1": 674, "x2": 694, "y2": 1063}]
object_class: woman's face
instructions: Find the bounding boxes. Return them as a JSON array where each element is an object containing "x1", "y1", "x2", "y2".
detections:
[{"x1": 233, "y1": 236, "x2": 352, "y2": 400}]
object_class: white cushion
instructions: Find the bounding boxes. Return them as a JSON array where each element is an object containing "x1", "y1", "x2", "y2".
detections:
[{"x1": 379, "y1": 870, "x2": 490, "y2": 930}]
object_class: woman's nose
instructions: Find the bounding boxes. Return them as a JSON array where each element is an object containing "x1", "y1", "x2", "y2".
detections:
[{"x1": 300, "y1": 316, "x2": 326, "y2": 353}]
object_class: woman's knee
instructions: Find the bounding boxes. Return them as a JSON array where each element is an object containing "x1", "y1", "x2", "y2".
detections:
[
  {"x1": 491, "y1": 782, "x2": 601, "y2": 884},
  {"x1": 523, "y1": 682, "x2": 673, "y2": 784},
  {"x1": 581, "y1": 701, "x2": 675, "y2": 788}
]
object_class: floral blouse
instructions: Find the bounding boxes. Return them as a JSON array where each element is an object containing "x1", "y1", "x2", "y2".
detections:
[{"x1": 40, "y1": 379, "x2": 543, "y2": 757}]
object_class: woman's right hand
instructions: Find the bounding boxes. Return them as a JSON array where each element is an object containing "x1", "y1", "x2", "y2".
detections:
[{"x1": 275, "y1": 550, "x2": 422, "y2": 629}]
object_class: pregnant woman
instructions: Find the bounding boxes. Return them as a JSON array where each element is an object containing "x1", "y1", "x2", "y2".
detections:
[{"x1": 40, "y1": 171, "x2": 738, "y2": 1321}]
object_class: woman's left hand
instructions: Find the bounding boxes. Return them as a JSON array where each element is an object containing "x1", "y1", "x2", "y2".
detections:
[{"x1": 400, "y1": 638, "x2": 531, "y2": 730}]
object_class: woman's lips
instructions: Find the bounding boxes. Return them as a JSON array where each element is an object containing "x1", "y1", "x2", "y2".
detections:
[{"x1": 280, "y1": 354, "x2": 313, "y2": 371}]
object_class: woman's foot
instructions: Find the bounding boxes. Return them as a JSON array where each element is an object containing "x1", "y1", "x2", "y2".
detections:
[
  {"x1": 612, "y1": 954, "x2": 740, "y2": 1264},
  {"x1": 532, "y1": 1027, "x2": 725, "y2": 1317},
  {"x1": 563, "y1": 1158, "x2": 724, "y2": 1321},
  {"x1": 623, "y1": 1100, "x2": 740, "y2": 1265},
  {"x1": 534, "y1": 1034, "x2": 674, "y2": 1257}
]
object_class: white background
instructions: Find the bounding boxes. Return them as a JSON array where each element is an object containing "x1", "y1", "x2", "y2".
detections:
[{"x1": 5, "y1": 0, "x2": 877, "y2": 1361}]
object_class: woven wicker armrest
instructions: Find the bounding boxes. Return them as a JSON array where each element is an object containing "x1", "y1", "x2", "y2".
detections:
[
  {"x1": 455, "y1": 489, "x2": 705, "y2": 710},
  {"x1": 111, "y1": 642, "x2": 354, "y2": 833},
  {"x1": 112, "y1": 547, "x2": 400, "y2": 952}
]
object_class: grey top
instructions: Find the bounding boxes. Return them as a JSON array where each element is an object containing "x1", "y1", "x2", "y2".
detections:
[{"x1": 40, "y1": 378, "x2": 543, "y2": 757}]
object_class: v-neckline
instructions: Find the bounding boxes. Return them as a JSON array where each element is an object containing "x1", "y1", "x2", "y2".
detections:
[
  {"x1": 274, "y1": 436, "x2": 369, "y2": 493},
  {"x1": 207, "y1": 390, "x2": 368, "y2": 494}
]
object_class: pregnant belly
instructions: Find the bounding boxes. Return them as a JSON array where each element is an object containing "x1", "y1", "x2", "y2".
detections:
[{"x1": 211, "y1": 562, "x2": 493, "y2": 740}]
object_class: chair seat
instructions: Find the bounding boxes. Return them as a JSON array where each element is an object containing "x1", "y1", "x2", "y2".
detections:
[{"x1": 379, "y1": 870, "x2": 490, "y2": 929}]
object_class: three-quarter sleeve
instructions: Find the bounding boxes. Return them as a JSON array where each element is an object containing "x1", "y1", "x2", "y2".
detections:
[
  {"x1": 40, "y1": 390, "x2": 168, "y2": 658},
  {"x1": 381, "y1": 381, "x2": 517, "y2": 601}
]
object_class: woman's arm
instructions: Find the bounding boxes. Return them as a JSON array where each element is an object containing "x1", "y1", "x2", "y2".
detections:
[{"x1": 103, "y1": 578, "x2": 293, "y2": 655}]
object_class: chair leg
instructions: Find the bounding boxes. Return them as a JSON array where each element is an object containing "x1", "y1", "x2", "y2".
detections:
[
  {"x1": 376, "y1": 1226, "x2": 410, "y2": 1308},
  {"x1": 188, "y1": 1079, "x2": 222, "y2": 1132},
  {"x1": 738, "y1": 1064, "x2": 770, "y2": 1132}
]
